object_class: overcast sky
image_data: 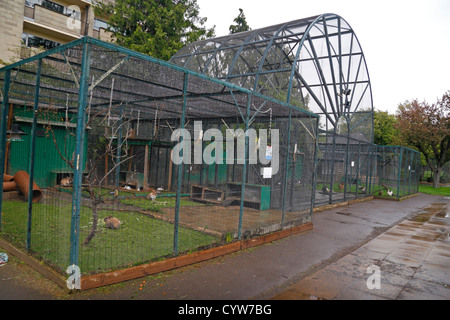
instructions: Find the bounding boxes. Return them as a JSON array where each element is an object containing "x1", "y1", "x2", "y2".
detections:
[{"x1": 196, "y1": 0, "x2": 450, "y2": 114}]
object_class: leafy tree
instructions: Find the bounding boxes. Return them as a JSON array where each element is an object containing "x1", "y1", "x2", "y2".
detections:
[
  {"x1": 94, "y1": 0, "x2": 215, "y2": 60},
  {"x1": 373, "y1": 110, "x2": 398, "y2": 146},
  {"x1": 229, "y1": 8, "x2": 251, "y2": 34},
  {"x1": 395, "y1": 91, "x2": 450, "y2": 188}
]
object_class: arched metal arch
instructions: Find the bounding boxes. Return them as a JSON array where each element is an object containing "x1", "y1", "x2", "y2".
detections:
[{"x1": 170, "y1": 13, "x2": 373, "y2": 142}]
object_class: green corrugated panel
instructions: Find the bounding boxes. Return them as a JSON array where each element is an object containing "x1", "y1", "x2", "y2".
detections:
[
  {"x1": 9, "y1": 117, "x2": 87, "y2": 188},
  {"x1": 260, "y1": 185, "x2": 271, "y2": 210}
]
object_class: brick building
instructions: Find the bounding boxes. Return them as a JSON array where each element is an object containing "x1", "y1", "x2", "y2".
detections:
[{"x1": 0, "y1": 0, "x2": 113, "y2": 67}]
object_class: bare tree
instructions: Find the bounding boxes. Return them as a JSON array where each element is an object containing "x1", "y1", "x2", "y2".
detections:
[{"x1": 45, "y1": 103, "x2": 135, "y2": 245}]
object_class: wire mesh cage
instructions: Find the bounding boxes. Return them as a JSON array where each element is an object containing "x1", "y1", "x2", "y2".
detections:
[
  {"x1": 0, "y1": 37, "x2": 319, "y2": 276},
  {"x1": 171, "y1": 13, "x2": 378, "y2": 209},
  {"x1": 374, "y1": 146, "x2": 421, "y2": 199},
  {"x1": 170, "y1": 13, "x2": 374, "y2": 143},
  {"x1": 0, "y1": 14, "x2": 423, "y2": 283}
]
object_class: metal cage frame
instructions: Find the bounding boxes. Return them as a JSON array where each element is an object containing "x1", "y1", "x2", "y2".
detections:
[
  {"x1": 170, "y1": 13, "x2": 374, "y2": 141},
  {"x1": 0, "y1": 14, "x2": 421, "y2": 280},
  {"x1": 0, "y1": 36, "x2": 319, "y2": 270}
]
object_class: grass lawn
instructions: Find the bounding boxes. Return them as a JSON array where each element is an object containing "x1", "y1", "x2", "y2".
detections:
[
  {"x1": 418, "y1": 184, "x2": 450, "y2": 196},
  {"x1": 0, "y1": 198, "x2": 219, "y2": 274}
]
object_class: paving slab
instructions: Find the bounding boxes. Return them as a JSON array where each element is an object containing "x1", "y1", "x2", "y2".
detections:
[
  {"x1": 272, "y1": 195, "x2": 450, "y2": 300},
  {"x1": 0, "y1": 193, "x2": 448, "y2": 300}
]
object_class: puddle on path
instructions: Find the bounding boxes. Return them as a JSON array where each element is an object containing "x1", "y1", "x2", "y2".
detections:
[{"x1": 409, "y1": 202, "x2": 449, "y2": 223}]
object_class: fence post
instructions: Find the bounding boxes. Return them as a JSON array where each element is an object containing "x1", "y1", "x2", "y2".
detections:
[
  {"x1": 69, "y1": 40, "x2": 91, "y2": 267},
  {"x1": 26, "y1": 58, "x2": 42, "y2": 251},
  {"x1": 410, "y1": 150, "x2": 413, "y2": 193},
  {"x1": 237, "y1": 93, "x2": 251, "y2": 240},
  {"x1": 329, "y1": 131, "x2": 337, "y2": 204},
  {"x1": 356, "y1": 141, "x2": 361, "y2": 197},
  {"x1": 173, "y1": 72, "x2": 188, "y2": 255},
  {"x1": 114, "y1": 103, "x2": 125, "y2": 191},
  {"x1": 281, "y1": 108, "x2": 292, "y2": 226},
  {"x1": 0, "y1": 70, "x2": 11, "y2": 230},
  {"x1": 310, "y1": 117, "x2": 320, "y2": 213},
  {"x1": 396, "y1": 147, "x2": 403, "y2": 199}
]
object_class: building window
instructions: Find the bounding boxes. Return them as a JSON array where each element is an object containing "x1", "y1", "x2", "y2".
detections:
[
  {"x1": 22, "y1": 33, "x2": 61, "y2": 50},
  {"x1": 25, "y1": 0, "x2": 41, "y2": 7},
  {"x1": 93, "y1": 18, "x2": 110, "y2": 31},
  {"x1": 25, "y1": 0, "x2": 81, "y2": 20}
]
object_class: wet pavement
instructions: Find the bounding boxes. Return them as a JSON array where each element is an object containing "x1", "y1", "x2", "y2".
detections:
[
  {"x1": 272, "y1": 199, "x2": 450, "y2": 300},
  {"x1": 0, "y1": 193, "x2": 449, "y2": 300}
]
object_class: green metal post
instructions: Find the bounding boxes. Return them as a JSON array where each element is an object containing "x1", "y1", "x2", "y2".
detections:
[
  {"x1": 408, "y1": 149, "x2": 413, "y2": 195},
  {"x1": 238, "y1": 93, "x2": 251, "y2": 240},
  {"x1": 26, "y1": 58, "x2": 43, "y2": 251},
  {"x1": 371, "y1": 146, "x2": 376, "y2": 193},
  {"x1": 343, "y1": 134, "x2": 349, "y2": 201},
  {"x1": 356, "y1": 141, "x2": 361, "y2": 198},
  {"x1": 310, "y1": 117, "x2": 320, "y2": 213},
  {"x1": 329, "y1": 130, "x2": 337, "y2": 204},
  {"x1": 173, "y1": 73, "x2": 188, "y2": 255},
  {"x1": 0, "y1": 70, "x2": 11, "y2": 229},
  {"x1": 114, "y1": 103, "x2": 124, "y2": 190},
  {"x1": 281, "y1": 109, "x2": 292, "y2": 226},
  {"x1": 397, "y1": 148, "x2": 403, "y2": 199},
  {"x1": 366, "y1": 146, "x2": 371, "y2": 194},
  {"x1": 69, "y1": 40, "x2": 91, "y2": 267}
]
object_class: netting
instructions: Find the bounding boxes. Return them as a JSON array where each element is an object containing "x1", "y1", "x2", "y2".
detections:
[
  {"x1": 0, "y1": 14, "x2": 422, "y2": 280},
  {"x1": 315, "y1": 130, "x2": 375, "y2": 206},
  {"x1": 0, "y1": 37, "x2": 318, "y2": 275},
  {"x1": 374, "y1": 146, "x2": 421, "y2": 198},
  {"x1": 171, "y1": 12, "x2": 379, "y2": 209},
  {"x1": 170, "y1": 13, "x2": 373, "y2": 142}
]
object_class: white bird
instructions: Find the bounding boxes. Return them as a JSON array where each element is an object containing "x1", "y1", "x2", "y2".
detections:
[
  {"x1": 124, "y1": 185, "x2": 132, "y2": 190},
  {"x1": 387, "y1": 189, "x2": 393, "y2": 196},
  {"x1": 157, "y1": 187, "x2": 164, "y2": 192}
]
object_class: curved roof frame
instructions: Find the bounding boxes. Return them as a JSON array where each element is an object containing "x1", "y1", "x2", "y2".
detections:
[{"x1": 170, "y1": 13, "x2": 373, "y2": 142}]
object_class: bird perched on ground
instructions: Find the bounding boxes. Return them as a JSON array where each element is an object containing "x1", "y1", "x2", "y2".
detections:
[
  {"x1": 387, "y1": 189, "x2": 393, "y2": 196},
  {"x1": 338, "y1": 183, "x2": 344, "y2": 190},
  {"x1": 322, "y1": 185, "x2": 330, "y2": 194},
  {"x1": 104, "y1": 215, "x2": 121, "y2": 229},
  {"x1": 60, "y1": 177, "x2": 72, "y2": 187},
  {"x1": 157, "y1": 187, "x2": 164, "y2": 192},
  {"x1": 146, "y1": 188, "x2": 157, "y2": 201}
]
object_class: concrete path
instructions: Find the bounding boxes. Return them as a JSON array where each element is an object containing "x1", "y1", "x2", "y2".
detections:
[
  {"x1": 272, "y1": 197, "x2": 450, "y2": 300},
  {"x1": 0, "y1": 193, "x2": 448, "y2": 300}
]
